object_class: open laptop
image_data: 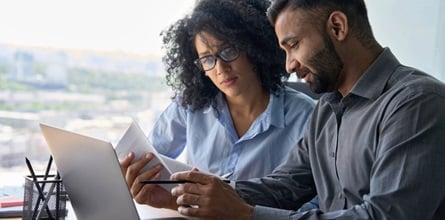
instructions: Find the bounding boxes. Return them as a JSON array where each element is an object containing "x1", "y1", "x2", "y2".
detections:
[{"x1": 40, "y1": 123, "x2": 187, "y2": 220}]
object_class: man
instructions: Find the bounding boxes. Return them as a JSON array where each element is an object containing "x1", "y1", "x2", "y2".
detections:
[{"x1": 123, "y1": 0, "x2": 445, "y2": 219}]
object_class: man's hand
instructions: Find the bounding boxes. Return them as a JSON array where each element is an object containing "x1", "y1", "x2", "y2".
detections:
[
  {"x1": 171, "y1": 170, "x2": 254, "y2": 220},
  {"x1": 119, "y1": 152, "x2": 178, "y2": 210}
]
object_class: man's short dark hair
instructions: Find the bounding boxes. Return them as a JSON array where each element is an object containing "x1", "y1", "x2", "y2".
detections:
[{"x1": 267, "y1": 0, "x2": 376, "y2": 48}]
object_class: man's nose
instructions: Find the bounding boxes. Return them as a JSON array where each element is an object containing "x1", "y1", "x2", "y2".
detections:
[{"x1": 286, "y1": 55, "x2": 300, "y2": 74}]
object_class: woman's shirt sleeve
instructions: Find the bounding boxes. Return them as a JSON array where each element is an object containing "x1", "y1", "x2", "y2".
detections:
[{"x1": 148, "y1": 101, "x2": 188, "y2": 158}]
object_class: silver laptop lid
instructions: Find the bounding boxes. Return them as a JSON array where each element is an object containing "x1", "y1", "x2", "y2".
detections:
[{"x1": 40, "y1": 123, "x2": 140, "y2": 220}]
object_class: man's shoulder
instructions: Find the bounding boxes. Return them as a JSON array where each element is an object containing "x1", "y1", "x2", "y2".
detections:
[{"x1": 389, "y1": 66, "x2": 445, "y2": 99}]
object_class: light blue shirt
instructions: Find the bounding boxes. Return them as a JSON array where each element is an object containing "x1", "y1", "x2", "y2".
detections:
[{"x1": 149, "y1": 87, "x2": 315, "y2": 180}]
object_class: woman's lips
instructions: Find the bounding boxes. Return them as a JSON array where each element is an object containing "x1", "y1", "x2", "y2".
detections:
[{"x1": 220, "y1": 76, "x2": 238, "y2": 86}]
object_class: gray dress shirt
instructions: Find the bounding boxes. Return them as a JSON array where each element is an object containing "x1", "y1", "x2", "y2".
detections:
[{"x1": 236, "y1": 48, "x2": 445, "y2": 219}]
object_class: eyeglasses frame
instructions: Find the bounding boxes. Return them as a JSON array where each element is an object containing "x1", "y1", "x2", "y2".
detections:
[{"x1": 194, "y1": 47, "x2": 240, "y2": 71}]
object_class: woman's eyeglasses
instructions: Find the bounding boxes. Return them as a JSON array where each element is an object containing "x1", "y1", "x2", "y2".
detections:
[{"x1": 194, "y1": 47, "x2": 240, "y2": 71}]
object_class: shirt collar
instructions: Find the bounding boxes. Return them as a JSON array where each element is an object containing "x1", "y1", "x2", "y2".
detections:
[
  {"x1": 210, "y1": 90, "x2": 285, "y2": 129},
  {"x1": 268, "y1": 90, "x2": 285, "y2": 128},
  {"x1": 349, "y1": 48, "x2": 401, "y2": 100}
]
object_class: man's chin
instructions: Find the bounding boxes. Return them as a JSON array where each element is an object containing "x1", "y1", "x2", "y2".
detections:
[
  {"x1": 309, "y1": 83, "x2": 333, "y2": 94},
  {"x1": 308, "y1": 83, "x2": 322, "y2": 94}
]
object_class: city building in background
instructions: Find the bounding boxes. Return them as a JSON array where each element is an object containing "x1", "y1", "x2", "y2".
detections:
[{"x1": 0, "y1": 45, "x2": 172, "y2": 170}]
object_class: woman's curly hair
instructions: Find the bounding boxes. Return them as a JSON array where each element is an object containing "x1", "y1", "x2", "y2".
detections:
[{"x1": 161, "y1": 0, "x2": 288, "y2": 111}]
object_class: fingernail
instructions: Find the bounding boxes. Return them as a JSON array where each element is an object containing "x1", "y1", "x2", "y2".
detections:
[
  {"x1": 145, "y1": 153, "x2": 152, "y2": 159},
  {"x1": 128, "y1": 152, "x2": 132, "y2": 157}
]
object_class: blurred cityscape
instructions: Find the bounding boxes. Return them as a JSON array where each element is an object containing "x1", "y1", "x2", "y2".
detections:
[{"x1": 0, "y1": 43, "x2": 172, "y2": 180}]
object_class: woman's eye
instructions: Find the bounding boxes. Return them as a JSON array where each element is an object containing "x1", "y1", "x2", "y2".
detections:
[
  {"x1": 203, "y1": 56, "x2": 214, "y2": 65},
  {"x1": 223, "y1": 48, "x2": 236, "y2": 56}
]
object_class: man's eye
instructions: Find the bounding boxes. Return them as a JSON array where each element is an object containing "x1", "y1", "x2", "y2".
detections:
[{"x1": 290, "y1": 41, "x2": 299, "y2": 48}]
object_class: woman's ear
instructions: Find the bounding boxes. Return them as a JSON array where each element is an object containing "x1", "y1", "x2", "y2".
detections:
[{"x1": 327, "y1": 11, "x2": 348, "y2": 41}]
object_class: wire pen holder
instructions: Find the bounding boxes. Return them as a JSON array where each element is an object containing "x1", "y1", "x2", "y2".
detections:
[
  {"x1": 23, "y1": 156, "x2": 68, "y2": 220},
  {"x1": 22, "y1": 175, "x2": 68, "y2": 220}
]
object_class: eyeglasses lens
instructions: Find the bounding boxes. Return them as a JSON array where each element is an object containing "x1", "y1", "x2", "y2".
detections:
[{"x1": 195, "y1": 47, "x2": 239, "y2": 71}]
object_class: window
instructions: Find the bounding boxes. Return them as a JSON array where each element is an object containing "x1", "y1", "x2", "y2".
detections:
[
  {"x1": 0, "y1": 0, "x2": 195, "y2": 191},
  {"x1": 367, "y1": 0, "x2": 444, "y2": 81}
]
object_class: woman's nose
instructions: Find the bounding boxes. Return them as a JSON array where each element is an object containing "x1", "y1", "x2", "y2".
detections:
[{"x1": 214, "y1": 58, "x2": 230, "y2": 74}]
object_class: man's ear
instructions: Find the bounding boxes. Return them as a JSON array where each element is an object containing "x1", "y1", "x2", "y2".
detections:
[{"x1": 327, "y1": 11, "x2": 348, "y2": 41}]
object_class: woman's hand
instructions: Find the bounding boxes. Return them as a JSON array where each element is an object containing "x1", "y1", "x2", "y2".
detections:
[{"x1": 119, "y1": 152, "x2": 178, "y2": 210}]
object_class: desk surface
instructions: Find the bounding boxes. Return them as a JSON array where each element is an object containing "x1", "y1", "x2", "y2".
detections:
[
  {"x1": 135, "y1": 203, "x2": 192, "y2": 219},
  {"x1": 1, "y1": 201, "x2": 192, "y2": 220}
]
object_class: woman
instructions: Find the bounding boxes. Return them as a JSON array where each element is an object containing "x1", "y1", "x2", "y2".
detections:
[
  {"x1": 147, "y1": 0, "x2": 315, "y2": 181},
  {"x1": 121, "y1": 0, "x2": 315, "y2": 207}
]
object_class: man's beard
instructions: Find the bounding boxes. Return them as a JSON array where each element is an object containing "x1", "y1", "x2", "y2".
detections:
[{"x1": 306, "y1": 34, "x2": 344, "y2": 94}]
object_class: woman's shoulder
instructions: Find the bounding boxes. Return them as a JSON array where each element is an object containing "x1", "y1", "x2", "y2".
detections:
[
  {"x1": 281, "y1": 86, "x2": 316, "y2": 105},
  {"x1": 271, "y1": 86, "x2": 316, "y2": 116},
  {"x1": 283, "y1": 81, "x2": 323, "y2": 99}
]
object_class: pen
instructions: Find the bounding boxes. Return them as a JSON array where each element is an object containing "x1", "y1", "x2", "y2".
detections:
[
  {"x1": 36, "y1": 155, "x2": 52, "y2": 213},
  {"x1": 140, "y1": 179, "x2": 231, "y2": 184},
  {"x1": 221, "y1": 171, "x2": 233, "y2": 179},
  {"x1": 25, "y1": 157, "x2": 54, "y2": 219}
]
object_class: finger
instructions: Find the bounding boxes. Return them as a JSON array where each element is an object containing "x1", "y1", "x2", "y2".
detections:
[
  {"x1": 126, "y1": 153, "x2": 155, "y2": 185},
  {"x1": 177, "y1": 205, "x2": 210, "y2": 219},
  {"x1": 176, "y1": 193, "x2": 207, "y2": 206},
  {"x1": 120, "y1": 152, "x2": 135, "y2": 167},
  {"x1": 133, "y1": 172, "x2": 162, "y2": 202},
  {"x1": 130, "y1": 153, "x2": 156, "y2": 172},
  {"x1": 119, "y1": 152, "x2": 135, "y2": 175},
  {"x1": 171, "y1": 170, "x2": 212, "y2": 185},
  {"x1": 130, "y1": 164, "x2": 164, "y2": 198},
  {"x1": 133, "y1": 163, "x2": 164, "y2": 186},
  {"x1": 171, "y1": 182, "x2": 202, "y2": 197}
]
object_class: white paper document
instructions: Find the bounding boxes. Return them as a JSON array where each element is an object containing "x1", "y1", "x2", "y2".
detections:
[{"x1": 115, "y1": 120, "x2": 193, "y2": 190}]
